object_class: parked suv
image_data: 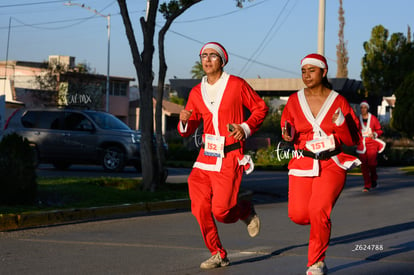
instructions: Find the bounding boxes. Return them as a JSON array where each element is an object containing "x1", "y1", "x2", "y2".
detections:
[{"x1": 4, "y1": 108, "x2": 147, "y2": 172}]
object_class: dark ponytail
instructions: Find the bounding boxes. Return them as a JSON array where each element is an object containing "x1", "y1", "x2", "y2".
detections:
[{"x1": 321, "y1": 69, "x2": 333, "y2": 90}]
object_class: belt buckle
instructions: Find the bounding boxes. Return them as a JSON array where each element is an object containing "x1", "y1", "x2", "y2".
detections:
[
  {"x1": 314, "y1": 152, "x2": 320, "y2": 160},
  {"x1": 318, "y1": 151, "x2": 331, "y2": 160},
  {"x1": 317, "y1": 151, "x2": 331, "y2": 160}
]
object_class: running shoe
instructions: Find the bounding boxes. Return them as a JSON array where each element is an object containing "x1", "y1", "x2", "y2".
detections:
[
  {"x1": 242, "y1": 205, "x2": 260, "y2": 237},
  {"x1": 306, "y1": 261, "x2": 328, "y2": 275},
  {"x1": 200, "y1": 252, "x2": 230, "y2": 269}
]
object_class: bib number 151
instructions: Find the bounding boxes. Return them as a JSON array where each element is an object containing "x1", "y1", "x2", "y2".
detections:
[{"x1": 306, "y1": 135, "x2": 335, "y2": 154}]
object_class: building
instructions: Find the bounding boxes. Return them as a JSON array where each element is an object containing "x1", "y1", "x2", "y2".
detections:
[
  {"x1": 0, "y1": 77, "x2": 24, "y2": 131},
  {"x1": 0, "y1": 55, "x2": 134, "y2": 124},
  {"x1": 169, "y1": 77, "x2": 363, "y2": 104},
  {"x1": 378, "y1": 95, "x2": 396, "y2": 123},
  {"x1": 129, "y1": 98, "x2": 184, "y2": 135}
]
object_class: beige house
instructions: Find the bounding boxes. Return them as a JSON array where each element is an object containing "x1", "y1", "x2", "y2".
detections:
[
  {"x1": 0, "y1": 55, "x2": 134, "y2": 124},
  {"x1": 129, "y1": 98, "x2": 184, "y2": 134}
]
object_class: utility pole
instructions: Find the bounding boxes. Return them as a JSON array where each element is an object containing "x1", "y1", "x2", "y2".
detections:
[
  {"x1": 0, "y1": 17, "x2": 12, "y2": 138},
  {"x1": 64, "y1": 1, "x2": 111, "y2": 112},
  {"x1": 318, "y1": 0, "x2": 326, "y2": 55}
]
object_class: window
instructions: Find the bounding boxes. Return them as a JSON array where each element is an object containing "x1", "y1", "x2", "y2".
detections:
[
  {"x1": 110, "y1": 82, "x2": 127, "y2": 96},
  {"x1": 63, "y1": 112, "x2": 93, "y2": 131},
  {"x1": 86, "y1": 111, "x2": 130, "y2": 130},
  {"x1": 21, "y1": 111, "x2": 63, "y2": 130}
]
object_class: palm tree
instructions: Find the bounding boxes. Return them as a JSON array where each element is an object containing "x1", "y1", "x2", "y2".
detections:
[{"x1": 191, "y1": 61, "x2": 204, "y2": 79}]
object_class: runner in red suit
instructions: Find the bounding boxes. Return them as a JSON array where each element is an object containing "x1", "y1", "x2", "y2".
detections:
[
  {"x1": 281, "y1": 53, "x2": 361, "y2": 275},
  {"x1": 177, "y1": 42, "x2": 268, "y2": 270},
  {"x1": 356, "y1": 101, "x2": 385, "y2": 192}
]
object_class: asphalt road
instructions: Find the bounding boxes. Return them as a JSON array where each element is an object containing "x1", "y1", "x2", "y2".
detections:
[{"x1": 2, "y1": 166, "x2": 413, "y2": 274}]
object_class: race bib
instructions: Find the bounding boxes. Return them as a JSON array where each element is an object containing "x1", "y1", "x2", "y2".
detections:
[
  {"x1": 204, "y1": 134, "x2": 225, "y2": 158},
  {"x1": 306, "y1": 134, "x2": 335, "y2": 154},
  {"x1": 362, "y1": 128, "x2": 372, "y2": 137}
]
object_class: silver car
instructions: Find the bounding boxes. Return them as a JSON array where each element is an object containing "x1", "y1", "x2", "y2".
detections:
[{"x1": 4, "y1": 108, "x2": 142, "y2": 172}]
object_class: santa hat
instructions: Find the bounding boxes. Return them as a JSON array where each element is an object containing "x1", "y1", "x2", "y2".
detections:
[
  {"x1": 360, "y1": 101, "x2": 370, "y2": 109},
  {"x1": 200, "y1": 42, "x2": 228, "y2": 65},
  {"x1": 301, "y1": 53, "x2": 328, "y2": 70}
]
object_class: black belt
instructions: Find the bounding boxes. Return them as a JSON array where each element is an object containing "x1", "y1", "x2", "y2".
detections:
[
  {"x1": 201, "y1": 141, "x2": 241, "y2": 154},
  {"x1": 299, "y1": 148, "x2": 342, "y2": 160},
  {"x1": 224, "y1": 142, "x2": 241, "y2": 153}
]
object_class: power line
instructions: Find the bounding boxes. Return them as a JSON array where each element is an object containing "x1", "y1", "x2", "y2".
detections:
[
  {"x1": 0, "y1": 2, "x2": 120, "y2": 31},
  {"x1": 255, "y1": 0, "x2": 298, "y2": 62},
  {"x1": 0, "y1": 10, "x2": 144, "y2": 31},
  {"x1": 0, "y1": 15, "x2": 100, "y2": 31},
  {"x1": 0, "y1": 1, "x2": 66, "y2": 8},
  {"x1": 238, "y1": 0, "x2": 291, "y2": 76},
  {"x1": 1, "y1": 2, "x2": 299, "y2": 77},
  {"x1": 174, "y1": 0, "x2": 270, "y2": 23},
  {"x1": 167, "y1": 27, "x2": 299, "y2": 76}
]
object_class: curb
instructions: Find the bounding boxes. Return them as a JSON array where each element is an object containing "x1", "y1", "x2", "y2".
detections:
[{"x1": 0, "y1": 199, "x2": 191, "y2": 231}]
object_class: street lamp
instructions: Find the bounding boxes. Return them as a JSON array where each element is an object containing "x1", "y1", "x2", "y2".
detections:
[{"x1": 64, "y1": 1, "x2": 111, "y2": 112}]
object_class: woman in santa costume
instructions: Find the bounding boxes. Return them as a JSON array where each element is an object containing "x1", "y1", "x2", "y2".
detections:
[
  {"x1": 281, "y1": 53, "x2": 361, "y2": 275},
  {"x1": 356, "y1": 101, "x2": 385, "y2": 192},
  {"x1": 178, "y1": 42, "x2": 268, "y2": 269}
]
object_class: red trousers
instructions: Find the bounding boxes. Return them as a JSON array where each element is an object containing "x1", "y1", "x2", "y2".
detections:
[
  {"x1": 288, "y1": 160, "x2": 346, "y2": 267},
  {"x1": 358, "y1": 144, "x2": 379, "y2": 188},
  {"x1": 187, "y1": 157, "x2": 251, "y2": 259}
]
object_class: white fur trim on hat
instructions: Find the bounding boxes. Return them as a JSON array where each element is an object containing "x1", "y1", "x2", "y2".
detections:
[
  {"x1": 301, "y1": 57, "x2": 327, "y2": 69},
  {"x1": 360, "y1": 101, "x2": 370, "y2": 109},
  {"x1": 200, "y1": 42, "x2": 228, "y2": 65}
]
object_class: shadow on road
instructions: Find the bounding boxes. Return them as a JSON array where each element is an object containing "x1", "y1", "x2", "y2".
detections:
[{"x1": 228, "y1": 221, "x2": 414, "y2": 273}]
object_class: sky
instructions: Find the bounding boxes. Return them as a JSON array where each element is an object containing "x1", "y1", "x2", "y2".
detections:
[{"x1": 1, "y1": 0, "x2": 413, "y2": 86}]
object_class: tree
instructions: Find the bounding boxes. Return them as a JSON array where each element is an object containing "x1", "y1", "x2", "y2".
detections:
[
  {"x1": 117, "y1": 0, "x2": 253, "y2": 191},
  {"x1": 336, "y1": 0, "x2": 348, "y2": 78},
  {"x1": 255, "y1": 97, "x2": 283, "y2": 141},
  {"x1": 34, "y1": 60, "x2": 64, "y2": 92},
  {"x1": 392, "y1": 71, "x2": 414, "y2": 137},
  {"x1": 361, "y1": 25, "x2": 414, "y2": 97},
  {"x1": 117, "y1": 0, "x2": 158, "y2": 191},
  {"x1": 155, "y1": 0, "x2": 203, "y2": 188},
  {"x1": 59, "y1": 72, "x2": 104, "y2": 109},
  {"x1": 0, "y1": 133, "x2": 37, "y2": 204},
  {"x1": 170, "y1": 94, "x2": 185, "y2": 106},
  {"x1": 191, "y1": 61, "x2": 204, "y2": 79},
  {"x1": 33, "y1": 59, "x2": 102, "y2": 108}
]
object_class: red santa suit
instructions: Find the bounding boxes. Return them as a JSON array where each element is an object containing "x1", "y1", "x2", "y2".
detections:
[
  {"x1": 178, "y1": 72, "x2": 268, "y2": 259},
  {"x1": 356, "y1": 112, "x2": 385, "y2": 189},
  {"x1": 281, "y1": 89, "x2": 361, "y2": 267}
]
